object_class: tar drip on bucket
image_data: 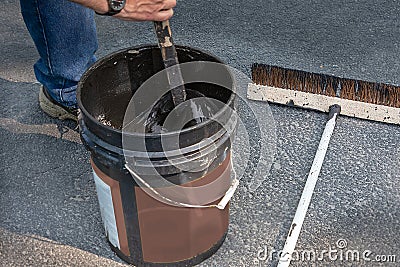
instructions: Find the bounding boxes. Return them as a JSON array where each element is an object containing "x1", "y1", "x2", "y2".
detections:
[{"x1": 77, "y1": 45, "x2": 237, "y2": 266}]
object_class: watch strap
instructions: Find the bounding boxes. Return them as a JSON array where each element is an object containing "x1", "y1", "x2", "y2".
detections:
[{"x1": 95, "y1": 10, "x2": 120, "y2": 16}]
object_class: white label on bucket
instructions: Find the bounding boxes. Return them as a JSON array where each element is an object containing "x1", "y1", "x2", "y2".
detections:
[{"x1": 92, "y1": 170, "x2": 120, "y2": 250}]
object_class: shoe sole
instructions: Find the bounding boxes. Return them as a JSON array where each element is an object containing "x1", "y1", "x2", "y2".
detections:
[{"x1": 39, "y1": 86, "x2": 78, "y2": 121}]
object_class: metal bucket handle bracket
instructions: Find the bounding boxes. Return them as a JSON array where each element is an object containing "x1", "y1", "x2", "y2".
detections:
[{"x1": 124, "y1": 156, "x2": 239, "y2": 210}]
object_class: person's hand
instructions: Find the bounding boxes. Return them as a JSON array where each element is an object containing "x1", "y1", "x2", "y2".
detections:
[
  {"x1": 115, "y1": 0, "x2": 176, "y2": 21},
  {"x1": 72, "y1": 0, "x2": 176, "y2": 21}
]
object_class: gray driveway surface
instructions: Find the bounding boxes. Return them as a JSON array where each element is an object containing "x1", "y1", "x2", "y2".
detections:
[{"x1": 1, "y1": 0, "x2": 399, "y2": 266}]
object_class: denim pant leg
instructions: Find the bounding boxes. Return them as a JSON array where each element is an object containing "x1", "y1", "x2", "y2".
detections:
[{"x1": 20, "y1": 0, "x2": 98, "y2": 108}]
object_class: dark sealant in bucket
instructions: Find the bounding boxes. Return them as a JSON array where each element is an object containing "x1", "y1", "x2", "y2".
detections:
[{"x1": 77, "y1": 45, "x2": 236, "y2": 266}]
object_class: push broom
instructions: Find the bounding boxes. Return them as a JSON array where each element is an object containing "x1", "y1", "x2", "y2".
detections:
[{"x1": 248, "y1": 64, "x2": 400, "y2": 266}]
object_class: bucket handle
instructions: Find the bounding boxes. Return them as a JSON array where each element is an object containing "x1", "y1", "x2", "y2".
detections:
[{"x1": 124, "y1": 157, "x2": 239, "y2": 210}]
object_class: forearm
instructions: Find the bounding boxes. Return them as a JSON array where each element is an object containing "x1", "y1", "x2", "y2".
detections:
[{"x1": 69, "y1": 0, "x2": 176, "y2": 21}]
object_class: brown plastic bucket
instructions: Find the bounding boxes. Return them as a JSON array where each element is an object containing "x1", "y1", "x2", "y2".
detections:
[{"x1": 77, "y1": 45, "x2": 236, "y2": 266}]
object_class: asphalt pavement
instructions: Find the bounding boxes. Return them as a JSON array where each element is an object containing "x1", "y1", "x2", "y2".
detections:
[{"x1": 1, "y1": 0, "x2": 399, "y2": 266}]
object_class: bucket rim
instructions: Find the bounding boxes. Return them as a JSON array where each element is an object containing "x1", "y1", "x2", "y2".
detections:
[{"x1": 77, "y1": 44, "x2": 236, "y2": 138}]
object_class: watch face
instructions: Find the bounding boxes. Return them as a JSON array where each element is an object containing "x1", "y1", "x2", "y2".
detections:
[{"x1": 109, "y1": 0, "x2": 126, "y2": 11}]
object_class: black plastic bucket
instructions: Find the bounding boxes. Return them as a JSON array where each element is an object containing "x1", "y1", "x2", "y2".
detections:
[{"x1": 77, "y1": 45, "x2": 236, "y2": 266}]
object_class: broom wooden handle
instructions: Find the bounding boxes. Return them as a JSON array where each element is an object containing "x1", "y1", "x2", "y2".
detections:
[
  {"x1": 153, "y1": 20, "x2": 186, "y2": 106},
  {"x1": 277, "y1": 105, "x2": 341, "y2": 267}
]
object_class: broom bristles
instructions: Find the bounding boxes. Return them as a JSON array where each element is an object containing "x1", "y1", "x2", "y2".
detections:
[{"x1": 251, "y1": 63, "x2": 400, "y2": 108}]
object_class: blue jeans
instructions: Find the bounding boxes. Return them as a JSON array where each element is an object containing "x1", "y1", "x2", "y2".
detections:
[{"x1": 20, "y1": 0, "x2": 98, "y2": 108}]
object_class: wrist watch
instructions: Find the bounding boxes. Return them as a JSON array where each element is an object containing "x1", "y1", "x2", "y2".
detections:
[{"x1": 96, "y1": 0, "x2": 126, "y2": 16}]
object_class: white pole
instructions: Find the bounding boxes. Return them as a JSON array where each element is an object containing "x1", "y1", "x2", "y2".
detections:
[{"x1": 277, "y1": 105, "x2": 341, "y2": 267}]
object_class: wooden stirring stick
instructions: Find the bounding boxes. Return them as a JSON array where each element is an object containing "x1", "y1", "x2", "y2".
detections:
[{"x1": 153, "y1": 20, "x2": 187, "y2": 106}]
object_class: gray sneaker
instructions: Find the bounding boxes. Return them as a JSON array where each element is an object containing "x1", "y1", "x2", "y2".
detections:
[{"x1": 38, "y1": 86, "x2": 78, "y2": 121}]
